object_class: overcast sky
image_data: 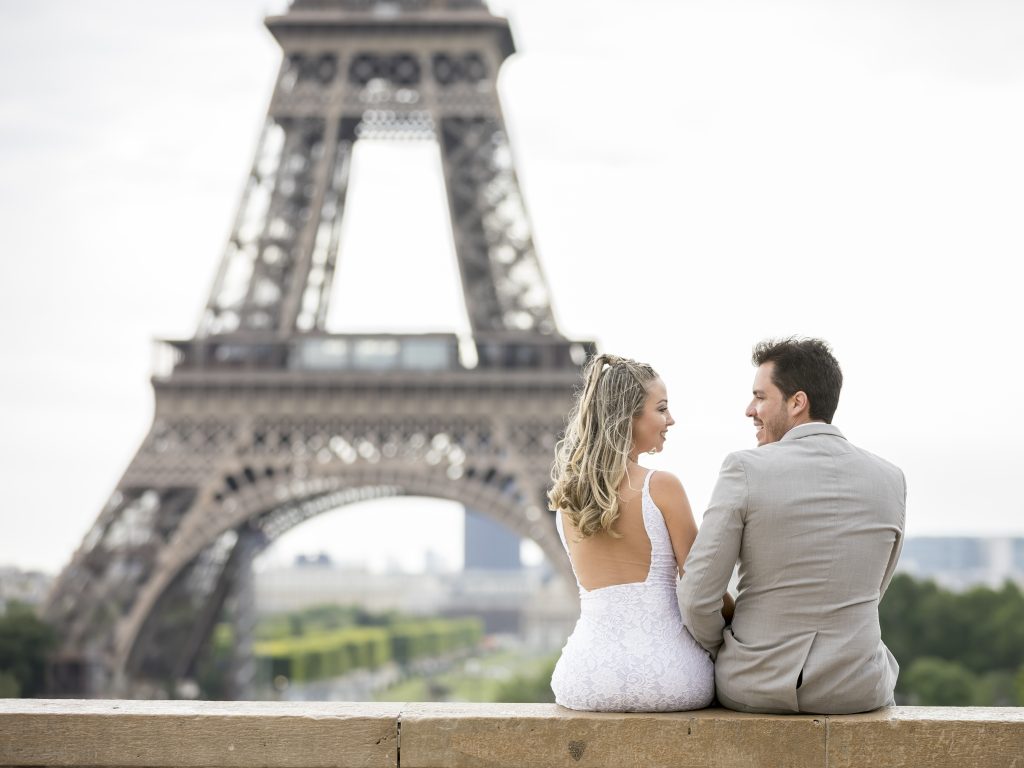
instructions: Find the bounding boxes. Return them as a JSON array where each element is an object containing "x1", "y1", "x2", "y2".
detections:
[{"x1": 1, "y1": 0, "x2": 1023, "y2": 575}]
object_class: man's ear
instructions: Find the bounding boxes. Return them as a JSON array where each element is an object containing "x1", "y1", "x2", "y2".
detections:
[{"x1": 789, "y1": 391, "x2": 810, "y2": 418}]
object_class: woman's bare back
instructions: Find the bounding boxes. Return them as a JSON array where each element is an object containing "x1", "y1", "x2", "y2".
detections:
[{"x1": 561, "y1": 464, "x2": 656, "y2": 591}]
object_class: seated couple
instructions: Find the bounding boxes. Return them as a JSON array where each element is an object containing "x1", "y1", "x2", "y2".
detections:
[{"x1": 549, "y1": 337, "x2": 906, "y2": 714}]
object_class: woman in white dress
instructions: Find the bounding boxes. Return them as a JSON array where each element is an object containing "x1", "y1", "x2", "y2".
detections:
[{"x1": 548, "y1": 354, "x2": 727, "y2": 711}]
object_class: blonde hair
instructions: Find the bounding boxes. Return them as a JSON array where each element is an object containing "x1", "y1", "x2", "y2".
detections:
[{"x1": 548, "y1": 353, "x2": 658, "y2": 538}]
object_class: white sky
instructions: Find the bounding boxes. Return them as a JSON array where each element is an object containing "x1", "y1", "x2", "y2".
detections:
[{"x1": 1, "y1": 0, "x2": 1023, "y2": 575}]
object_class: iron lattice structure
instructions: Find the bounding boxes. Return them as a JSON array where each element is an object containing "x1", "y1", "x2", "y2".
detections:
[{"x1": 44, "y1": 0, "x2": 595, "y2": 698}]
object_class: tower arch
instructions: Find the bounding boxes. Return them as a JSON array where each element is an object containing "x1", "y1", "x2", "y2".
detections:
[{"x1": 118, "y1": 463, "x2": 570, "y2": 695}]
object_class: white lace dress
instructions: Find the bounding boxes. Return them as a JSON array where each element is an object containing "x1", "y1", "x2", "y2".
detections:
[{"x1": 551, "y1": 470, "x2": 715, "y2": 711}]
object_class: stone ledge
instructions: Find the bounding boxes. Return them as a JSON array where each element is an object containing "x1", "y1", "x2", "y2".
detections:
[
  {"x1": 0, "y1": 700, "x2": 401, "y2": 768},
  {"x1": 400, "y1": 703, "x2": 827, "y2": 768},
  {"x1": 826, "y1": 707, "x2": 1024, "y2": 768},
  {"x1": 1, "y1": 701, "x2": 1021, "y2": 768}
]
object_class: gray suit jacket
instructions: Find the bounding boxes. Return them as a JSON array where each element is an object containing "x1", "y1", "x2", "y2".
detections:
[{"x1": 678, "y1": 423, "x2": 905, "y2": 714}]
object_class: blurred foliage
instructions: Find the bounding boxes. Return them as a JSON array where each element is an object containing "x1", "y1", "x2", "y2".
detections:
[
  {"x1": 255, "y1": 604, "x2": 404, "y2": 641},
  {"x1": 255, "y1": 626, "x2": 393, "y2": 682},
  {"x1": 0, "y1": 601, "x2": 56, "y2": 697},
  {"x1": 902, "y1": 657, "x2": 976, "y2": 706},
  {"x1": 199, "y1": 604, "x2": 484, "y2": 695},
  {"x1": 493, "y1": 654, "x2": 557, "y2": 703},
  {"x1": 0, "y1": 671, "x2": 21, "y2": 698},
  {"x1": 376, "y1": 650, "x2": 558, "y2": 703},
  {"x1": 880, "y1": 574, "x2": 1024, "y2": 705}
]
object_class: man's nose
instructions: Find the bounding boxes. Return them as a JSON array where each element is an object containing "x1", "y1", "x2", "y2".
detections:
[{"x1": 744, "y1": 402, "x2": 756, "y2": 417}]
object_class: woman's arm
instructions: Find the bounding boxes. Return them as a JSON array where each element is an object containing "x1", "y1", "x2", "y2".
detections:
[
  {"x1": 654, "y1": 471, "x2": 736, "y2": 626},
  {"x1": 649, "y1": 471, "x2": 698, "y2": 578}
]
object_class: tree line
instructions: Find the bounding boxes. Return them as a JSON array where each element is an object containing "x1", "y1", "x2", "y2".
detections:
[
  {"x1": 2, "y1": 574, "x2": 1023, "y2": 703},
  {"x1": 879, "y1": 574, "x2": 1024, "y2": 705}
]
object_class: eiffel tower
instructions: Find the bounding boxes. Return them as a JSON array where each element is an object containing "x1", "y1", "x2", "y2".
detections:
[{"x1": 44, "y1": 0, "x2": 594, "y2": 698}]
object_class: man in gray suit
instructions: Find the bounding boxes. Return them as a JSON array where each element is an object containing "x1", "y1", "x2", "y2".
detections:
[{"x1": 679, "y1": 338, "x2": 905, "y2": 714}]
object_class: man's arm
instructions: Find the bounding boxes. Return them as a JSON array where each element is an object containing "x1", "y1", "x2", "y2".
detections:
[
  {"x1": 878, "y1": 469, "x2": 907, "y2": 600},
  {"x1": 678, "y1": 453, "x2": 747, "y2": 659}
]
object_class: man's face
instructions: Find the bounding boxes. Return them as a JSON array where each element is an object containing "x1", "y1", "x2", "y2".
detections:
[{"x1": 745, "y1": 362, "x2": 793, "y2": 445}]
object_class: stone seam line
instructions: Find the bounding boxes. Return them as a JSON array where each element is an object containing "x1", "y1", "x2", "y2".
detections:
[{"x1": 397, "y1": 706, "x2": 403, "y2": 768}]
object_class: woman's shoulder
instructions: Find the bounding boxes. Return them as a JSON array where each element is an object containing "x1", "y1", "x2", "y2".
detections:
[
  {"x1": 647, "y1": 469, "x2": 689, "y2": 512},
  {"x1": 647, "y1": 468, "x2": 685, "y2": 493}
]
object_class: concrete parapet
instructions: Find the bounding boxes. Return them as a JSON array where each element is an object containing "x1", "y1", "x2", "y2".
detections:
[
  {"x1": 0, "y1": 701, "x2": 400, "y2": 768},
  {"x1": 400, "y1": 702, "x2": 828, "y2": 768},
  {"x1": 826, "y1": 707, "x2": 1024, "y2": 768},
  {"x1": 0, "y1": 700, "x2": 1021, "y2": 768}
]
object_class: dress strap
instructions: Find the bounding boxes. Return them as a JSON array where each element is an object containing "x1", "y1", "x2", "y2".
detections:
[
  {"x1": 639, "y1": 468, "x2": 674, "y2": 581},
  {"x1": 639, "y1": 469, "x2": 658, "y2": 534},
  {"x1": 642, "y1": 468, "x2": 656, "y2": 496},
  {"x1": 554, "y1": 511, "x2": 584, "y2": 590}
]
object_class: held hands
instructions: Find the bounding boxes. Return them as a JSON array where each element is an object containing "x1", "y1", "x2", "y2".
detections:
[{"x1": 721, "y1": 592, "x2": 736, "y2": 624}]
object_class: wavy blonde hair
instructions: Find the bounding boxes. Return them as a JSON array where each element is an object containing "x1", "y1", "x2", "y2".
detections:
[{"x1": 548, "y1": 353, "x2": 659, "y2": 538}]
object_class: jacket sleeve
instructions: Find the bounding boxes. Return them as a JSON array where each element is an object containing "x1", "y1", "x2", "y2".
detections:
[
  {"x1": 879, "y1": 469, "x2": 907, "y2": 600},
  {"x1": 678, "y1": 452, "x2": 747, "y2": 659}
]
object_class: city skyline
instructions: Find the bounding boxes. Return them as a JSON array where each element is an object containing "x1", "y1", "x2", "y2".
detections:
[{"x1": 2, "y1": 0, "x2": 1023, "y2": 574}]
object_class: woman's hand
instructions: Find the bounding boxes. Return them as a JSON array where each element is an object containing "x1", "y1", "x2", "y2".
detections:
[{"x1": 721, "y1": 592, "x2": 735, "y2": 624}]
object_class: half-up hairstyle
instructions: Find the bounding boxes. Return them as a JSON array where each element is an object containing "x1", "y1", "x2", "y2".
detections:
[{"x1": 548, "y1": 354, "x2": 659, "y2": 538}]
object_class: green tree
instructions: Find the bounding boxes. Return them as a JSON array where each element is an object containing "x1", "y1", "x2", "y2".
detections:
[
  {"x1": 882, "y1": 574, "x2": 1024, "y2": 703},
  {"x1": 979, "y1": 583, "x2": 1024, "y2": 672},
  {"x1": 903, "y1": 657, "x2": 976, "y2": 706},
  {"x1": 494, "y1": 656, "x2": 557, "y2": 703},
  {"x1": 972, "y1": 670, "x2": 1017, "y2": 706},
  {"x1": 0, "y1": 602, "x2": 57, "y2": 697},
  {"x1": 0, "y1": 671, "x2": 20, "y2": 698}
]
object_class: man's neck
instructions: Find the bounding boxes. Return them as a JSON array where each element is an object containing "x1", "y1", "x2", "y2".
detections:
[{"x1": 785, "y1": 419, "x2": 825, "y2": 435}]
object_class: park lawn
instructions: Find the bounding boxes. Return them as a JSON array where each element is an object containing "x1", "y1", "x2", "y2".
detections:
[{"x1": 375, "y1": 649, "x2": 554, "y2": 703}]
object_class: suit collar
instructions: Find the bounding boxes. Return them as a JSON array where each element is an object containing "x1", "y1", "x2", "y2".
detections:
[{"x1": 780, "y1": 421, "x2": 845, "y2": 442}]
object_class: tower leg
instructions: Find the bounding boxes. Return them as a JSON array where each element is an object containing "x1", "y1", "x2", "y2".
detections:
[
  {"x1": 438, "y1": 116, "x2": 556, "y2": 335},
  {"x1": 226, "y1": 528, "x2": 261, "y2": 700}
]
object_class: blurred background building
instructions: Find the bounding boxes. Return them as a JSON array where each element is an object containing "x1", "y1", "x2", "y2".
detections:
[
  {"x1": 254, "y1": 550, "x2": 575, "y2": 645},
  {"x1": 464, "y1": 510, "x2": 522, "y2": 571},
  {"x1": 897, "y1": 537, "x2": 1024, "y2": 592}
]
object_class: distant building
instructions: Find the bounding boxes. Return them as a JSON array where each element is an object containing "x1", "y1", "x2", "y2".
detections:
[
  {"x1": 463, "y1": 509, "x2": 521, "y2": 571},
  {"x1": 897, "y1": 537, "x2": 1024, "y2": 591},
  {"x1": 254, "y1": 557, "x2": 576, "y2": 649},
  {"x1": 0, "y1": 567, "x2": 53, "y2": 613},
  {"x1": 294, "y1": 552, "x2": 334, "y2": 568},
  {"x1": 255, "y1": 559, "x2": 449, "y2": 616}
]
